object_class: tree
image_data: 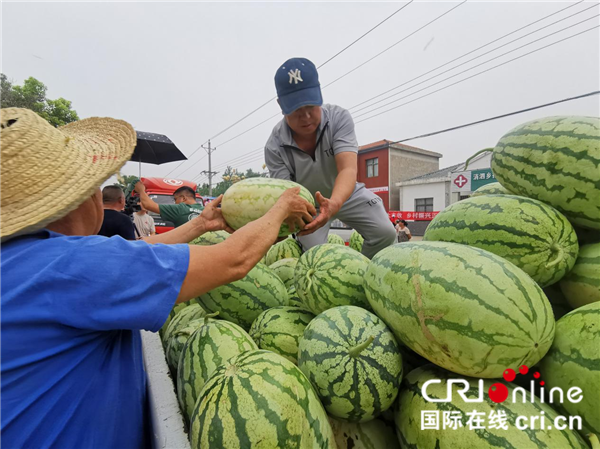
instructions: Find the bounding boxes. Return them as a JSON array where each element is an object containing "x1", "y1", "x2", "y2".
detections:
[
  {"x1": 0, "y1": 74, "x2": 79, "y2": 127},
  {"x1": 113, "y1": 174, "x2": 140, "y2": 191}
]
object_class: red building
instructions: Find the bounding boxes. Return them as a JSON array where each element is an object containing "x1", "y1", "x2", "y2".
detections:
[{"x1": 357, "y1": 139, "x2": 442, "y2": 211}]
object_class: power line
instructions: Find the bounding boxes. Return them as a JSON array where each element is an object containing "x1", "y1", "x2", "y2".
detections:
[
  {"x1": 354, "y1": 23, "x2": 599, "y2": 124},
  {"x1": 321, "y1": 0, "x2": 467, "y2": 89},
  {"x1": 348, "y1": 0, "x2": 590, "y2": 112},
  {"x1": 387, "y1": 90, "x2": 600, "y2": 145},
  {"x1": 317, "y1": 2, "x2": 414, "y2": 69}
]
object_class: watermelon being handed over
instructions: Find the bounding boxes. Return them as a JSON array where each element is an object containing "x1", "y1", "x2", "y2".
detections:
[
  {"x1": 198, "y1": 262, "x2": 288, "y2": 329},
  {"x1": 396, "y1": 364, "x2": 589, "y2": 449},
  {"x1": 221, "y1": 177, "x2": 315, "y2": 237},
  {"x1": 365, "y1": 242, "x2": 555, "y2": 378},
  {"x1": 423, "y1": 194, "x2": 579, "y2": 287},
  {"x1": 539, "y1": 302, "x2": 600, "y2": 436},
  {"x1": 295, "y1": 244, "x2": 370, "y2": 315},
  {"x1": 189, "y1": 350, "x2": 336, "y2": 449},
  {"x1": 560, "y1": 242, "x2": 600, "y2": 309},
  {"x1": 298, "y1": 306, "x2": 402, "y2": 422},
  {"x1": 488, "y1": 116, "x2": 600, "y2": 230}
]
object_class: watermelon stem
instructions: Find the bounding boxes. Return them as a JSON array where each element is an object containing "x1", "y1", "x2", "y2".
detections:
[
  {"x1": 349, "y1": 335, "x2": 375, "y2": 358},
  {"x1": 204, "y1": 311, "x2": 220, "y2": 323},
  {"x1": 306, "y1": 268, "x2": 315, "y2": 290},
  {"x1": 588, "y1": 434, "x2": 600, "y2": 449},
  {"x1": 464, "y1": 148, "x2": 494, "y2": 170},
  {"x1": 546, "y1": 243, "x2": 564, "y2": 269}
]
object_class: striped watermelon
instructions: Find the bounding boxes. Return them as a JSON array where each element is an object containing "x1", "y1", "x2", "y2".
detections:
[
  {"x1": 269, "y1": 257, "x2": 298, "y2": 288},
  {"x1": 328, "y1": 417, "x2": 400, "y2": 449},
  {"x1": 295, "y1": 244, "x2": 370, "y2": 315},
  {"x1": 560, "y1": 242, "x2": 600, "y2": 309},
  {"x1": 327, "y1": 234, "x2": 345, "y2": 245},
  {"x1": 266, "y1": 237, "x2": 302, "y2": 266},
  {"x1": 396, "y1": 364, "x2": 590, "y2": 449},
  {"x1": 162, "y1": 303, "x2": 207, "y2": 346},
  {"x1": 249, "y1": 306, "x2": 314, "y2": 364},
  {"x1": 189, "y1": 230, "x2": 229, "y2": 245},
  {"x1": 539, "y1": 302, "x2": 600, "y2": 436},
  {"x1": 287, "y1": 285, "x2": 307, "y2": 310},
  {"x1": 221, "y1": 177, "x2": 315, "y2": 237},
  {"x1": 349, "y1": 230, "x2": 364, "y2": 252},
  {"x1": 177, "y1": 315, "x2": 257, "y2": 424},
  {"x1": 470, "y1": 181, "x2": 512, "y2": 197},
  {"x1": 198, "y1": 262, "x2": 288, "y2": 329},
  {"x1": 160, "y1": 300, "x2": 195, "y2": 340},
  {"x1": 189, "y1": 350, "x2": 336, "y2": 449},
  {"x1": 165, "y1": 319, "x2": 206, "y2": 373},
  {"x1": 423, "y1": 195, "x2": 579, "y2": 287},
  {"x1": 298, "y1": 306, "x2": 402, "y2": 422},
  {"x1": 490, "y1": 116, "x2": 600, "y2": 230},
  {"x1": 365, "y1": 242, "x2": 555, "y2": 378}
]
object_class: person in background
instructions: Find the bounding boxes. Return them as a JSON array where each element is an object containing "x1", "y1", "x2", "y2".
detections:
[
  {"x1": 0, "y1": 108, "x2": 315, "y2": 449},
  {"x1": 395, "y1": 219, "x2": 412, "y2": 242},
  {"x1": 264, "y1": 57, "x2": 396, "y2": 258},
  {"x1": 98, "y1": 185, "x2": 136, "y2": 240},
  {"x1": 135, "y1": 183, "x2": 202, "y2": 228},
  {"x1": 133, "y1": 205, "x2": 156, "y2": 239}
]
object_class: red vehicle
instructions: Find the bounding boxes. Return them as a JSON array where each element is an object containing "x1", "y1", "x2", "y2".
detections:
[{"x1": 134, "y1": 177, "x2": 206, "y2": 234}]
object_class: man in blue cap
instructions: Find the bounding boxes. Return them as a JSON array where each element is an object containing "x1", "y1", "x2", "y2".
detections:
[{"x1": 264, "y1": 57, "x2": 396, "y2": 258}]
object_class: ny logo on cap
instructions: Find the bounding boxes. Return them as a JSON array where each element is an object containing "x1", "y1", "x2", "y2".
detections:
[{"x1": 288, "y1": 69, "x2": 303, "y2": 84}]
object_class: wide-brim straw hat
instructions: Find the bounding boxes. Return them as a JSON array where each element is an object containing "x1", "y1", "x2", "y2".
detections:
[{"x1": 1, "y1": 108, "x2": 136, "y2": 239}]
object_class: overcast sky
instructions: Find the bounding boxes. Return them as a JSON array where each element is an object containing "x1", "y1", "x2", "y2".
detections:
[{"x1": 3, "y1": 1, "x2": 599, "y2": 188}]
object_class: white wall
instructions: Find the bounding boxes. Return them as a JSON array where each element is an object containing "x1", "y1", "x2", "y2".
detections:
[{"x1": 400, "y1": 181, "x2": 447, "y2": 211}]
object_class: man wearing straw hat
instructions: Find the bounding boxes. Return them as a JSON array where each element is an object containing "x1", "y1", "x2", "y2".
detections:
[{"x1": 0, "y1": 108, "x2": 315, "y2": 449}]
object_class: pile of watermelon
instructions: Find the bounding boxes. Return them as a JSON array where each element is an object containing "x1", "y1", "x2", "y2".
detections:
[{"x1": 159, "y1": 116, "x2": 599, "y2": 449}]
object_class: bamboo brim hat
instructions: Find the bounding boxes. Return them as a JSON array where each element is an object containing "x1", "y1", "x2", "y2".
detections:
[{"x1": 1, "y1": 108, "x2": 136, "y2": 239}]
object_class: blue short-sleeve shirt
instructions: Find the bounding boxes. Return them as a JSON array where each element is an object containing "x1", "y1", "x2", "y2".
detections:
[{"x1": 1, "y1": 230, "x2": 190, "y2": 449}]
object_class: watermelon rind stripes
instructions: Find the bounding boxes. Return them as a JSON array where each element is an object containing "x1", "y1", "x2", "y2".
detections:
[
  {"x1": 396, "y1": 364, "x2": 590, "y2": 449},
  {"x1": 294, "y1": 244, "x2": 371, "y2": 315},
  {"x1": 189, "y1": 349, "x2": 336, "y2": 449},
  {"x1": 189, "y1": 230, "x2": 229, "y2": 246},
  {"x1": 423, "y1": 194, "x2": 579, "y2": 287},
  {"x1": 327, "y1": 234, "x2": 345, "y2": 245},
  {"x1": 470, "y1": 181, "x2": 512, "y2": 197},
  {"x1": 221, "y1": 177, "x2": 315, "y2": 237},
  {"x1": 248, "y1": 306, "x2": 314, "y2": 364},
  {"x1": 265, "y1": 238, "x2": 302, "y2": 266},
  {"x1": 559, "y1": 242, "x2": 600, "y2": 309},
  {"x1": 162, "y1": 303, "x2": 207, "y2": 346},
  {"x1": 269, "y1": 257, "x2": 298, "y2": 289},
  {"x1": 198, "y1": 262, "x2": 288, "y2": 329},
  {"x1": 364, "y1": 242, "x2": 555, "y2": 378},
  {"x1": 349, "y1": 230, "x2": 364, "y2": 253},
  {"x1": 491, "y1": 116, "x2": 600, "y2": 230},
  {"x1": 298, "y1": 305, "x2": 403, "y2": 422},
  {"x1": 538, "y1": 302, "x2": 600, "y2": 437}
]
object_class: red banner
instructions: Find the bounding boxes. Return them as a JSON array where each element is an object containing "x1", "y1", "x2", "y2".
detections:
[{"x1": 388, "y1": 211, "x2": 439, "y2": 222}]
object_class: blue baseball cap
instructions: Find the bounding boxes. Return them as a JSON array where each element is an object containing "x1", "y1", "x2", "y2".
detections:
[{"x1": 274, "y1": 58, "x2": 323, "y2": 115}]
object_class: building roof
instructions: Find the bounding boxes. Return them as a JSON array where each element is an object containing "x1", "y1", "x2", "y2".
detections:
[
  {"x1": 398, "y1": 163, "x2": 463, "y2": 185},
  {"x1": 358, "y1": 139, "x2": 442, "y2": 158}
]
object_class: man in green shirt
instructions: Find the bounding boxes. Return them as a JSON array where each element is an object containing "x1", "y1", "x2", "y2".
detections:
[{"x1": 135, "y1": 183, "x2": 204, "y2": 228}]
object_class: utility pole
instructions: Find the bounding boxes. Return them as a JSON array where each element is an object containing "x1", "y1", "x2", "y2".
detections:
[{"x1": 200, "y1": 140, "x2": 218, "y2": 196}]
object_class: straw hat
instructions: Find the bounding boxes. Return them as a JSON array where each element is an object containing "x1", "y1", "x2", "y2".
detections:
[{"x1": 1, "y1": 108, "x2": 136, "y2": 239}]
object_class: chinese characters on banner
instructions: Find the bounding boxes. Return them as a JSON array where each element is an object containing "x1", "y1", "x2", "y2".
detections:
[
  {"x1": 421, "y1": 410, "x2": 509, "y2": 431},
  {"x1": 388, "y1": 211, "x2": 439, "y2": 222}
]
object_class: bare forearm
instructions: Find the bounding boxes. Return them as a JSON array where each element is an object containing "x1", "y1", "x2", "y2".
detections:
[
  {"x1": 330, "y1": 168, "x2": 356, "y2": 210},
  {"x1": 143, "y1": 219, "x2": 205, "y2": 244},
  {"x1": 138, "y1": 191, "x2": 160, "y2": 214}
]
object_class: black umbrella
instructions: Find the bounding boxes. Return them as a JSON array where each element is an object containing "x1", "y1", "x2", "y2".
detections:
[{"x1": 132, "y1": 131, "x2": 187, "y2": 176}]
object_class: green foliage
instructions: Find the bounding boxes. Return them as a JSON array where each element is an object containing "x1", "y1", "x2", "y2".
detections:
[
  {"x1": 197, "y1": 166, "x2": 268, "y2": 196},
  {"x1": 113, "y1": 174, "x2": 140, "y2": 191},
  {"x1": 0, "y1": 74, "x2": 79, "y2": 127}
]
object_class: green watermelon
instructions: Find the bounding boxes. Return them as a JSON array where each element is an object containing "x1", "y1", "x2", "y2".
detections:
[
  {"x1": 327, "y1": 234, "x2": 345, "y2": 245},
  {"x1": 539, "y1": 302, "x2": 600, "y2": 436},
  {"x1": 161, "y1": 303, "x2": 207, "y2": 346},
  {"x1": 543, "y1": 283, "x2": 572, "y2": 320},
  {"x1": 177, "y1": 314, "x2": 257, "y2": 424},
  {"x1": 198, "y1": 262, "x2": 288, "y2": 329},
  {"x1": 349, "y1": 230, "x2": 364, "y2": 252},
  {"x1": 489, "y1": 116, "x2": 600, "y2": 230},
  {"x1": 560, "y1": 242, "x2": 600, "y2": 309},
  {"x1": 298, "y1": 306, "x2": 402, "y2": 422},
  {"x1": 295, "y1": 244, "x2": 370, "y2": 315},
  {"x1": 249, "y1": 306, "x2": 314, "y2": 364},
  {"x1": 189, "y1": 230, "x2": 229, "y2": 245},
  {"x1": 365, "y1": 242, "x2": 555, "y2": 378},
  {"x1": 266, "y1": 238, "x2": 302, "y2": 266},
  {"x1": 160, "y1": 300, "x2": 194, "y2": 340},
  {"x1": 396, "y1": 364, "x2": 590, "y2": 449},
  {"x1": 423, "y1": 195, "x2": 579, "y2": 287},
  {"x1": 165, "y1": 318, "x2": 206, "y2": 373},
  {"x1": 221, "y1": 177, "x2": 315, "y2": 237},
  {"x1": 328, "y1": 417, "x2": 400, "y2": 449},
  {"x1": 269, "y1": 257, "x2": 298, "y2": 288},
  {"x1": 470, "y1": 181, "x2": 512, "y2": 197},
  {"x1": 189, "y1": 350, "x2": 336, "y2": 449}
]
